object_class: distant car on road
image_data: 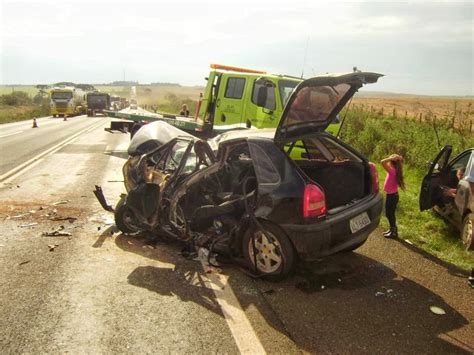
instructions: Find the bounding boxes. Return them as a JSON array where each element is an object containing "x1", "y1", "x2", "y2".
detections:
[{"x1": 420, "y1": 146, "x2": 474, "y2": 250}]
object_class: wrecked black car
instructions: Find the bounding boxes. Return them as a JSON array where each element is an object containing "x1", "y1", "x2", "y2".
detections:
[
  {"x1": 95, "y1": 72, "x2": 384, "y2": 279},
  {"x1": 420, "y1": 146, "x2": 474, "y2": 249}
]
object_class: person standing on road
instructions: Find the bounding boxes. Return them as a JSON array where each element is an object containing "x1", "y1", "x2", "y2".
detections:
[
  {"x1": 381, "y1": 154, "x2": 405, "y2": 238},
  {"x1": 180, "y1": 104, "x2": 190, "y2": 117}
]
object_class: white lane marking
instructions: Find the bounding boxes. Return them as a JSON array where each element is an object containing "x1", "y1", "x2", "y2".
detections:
[
  {"x1": 0, "y1": 130, "x2": 24, "y2": 138},
  {"x1": 200, "y1": 261, "x2": 267, "y2": 354},
  {"x1": 0, "y1": 118, "x2": 107, "y2": 184}
]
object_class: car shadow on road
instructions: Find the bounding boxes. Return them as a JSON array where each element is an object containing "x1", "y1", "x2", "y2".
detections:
[
  {"x1": 115, "y1": 234, "x2": 471, "y2": 354},
  {"x1": 252, "y1": 252, "x2": 472, "y2": 354},
  {"x1": 103, "y1": 150, "x2": 129, "y2": 160}
]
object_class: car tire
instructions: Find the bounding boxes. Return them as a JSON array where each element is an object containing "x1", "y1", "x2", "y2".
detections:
[
  {"x1": 242, "y1": 221, "x2": 295, "y2": 280},
  {"x1": 461, "y1": 213, "x2": 474, "y2": 250},
  {"x1": 114, "y1": 196, "x2": 141, "y2": 234}
]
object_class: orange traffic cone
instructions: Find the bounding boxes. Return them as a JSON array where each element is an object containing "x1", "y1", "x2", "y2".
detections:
[{"x1": 32, "y1": 118, "x2": 38, "y2": 128}]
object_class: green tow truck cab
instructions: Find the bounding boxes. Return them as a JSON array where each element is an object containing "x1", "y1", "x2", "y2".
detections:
[
  {"x1": 104, "y1": 64, "x2": 341, "y2": 137},
  {"x1": 196, "y1": 64, "x2": 300, "y2": 133}
]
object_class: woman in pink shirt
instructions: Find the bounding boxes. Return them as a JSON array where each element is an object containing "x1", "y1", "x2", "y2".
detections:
[{"x1": 381, "y1": 154, "x2": 406, "y2": 238}]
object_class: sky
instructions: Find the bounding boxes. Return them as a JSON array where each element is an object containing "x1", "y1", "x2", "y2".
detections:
[{"x1": 0, "y1": 0, "x2": 472, "y2": 95}]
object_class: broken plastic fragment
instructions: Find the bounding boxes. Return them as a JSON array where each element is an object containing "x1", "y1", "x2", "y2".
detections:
[
  {"x1": 42, "y1": 225, "x2": 72, "y2": 237},
  {"x1": 9, "y1": 213, "x2": 31, "y2": 220},
  {"x1": 375, "y1": 291, "x2": 385, "y2": 297},
  {"x1": 48, "y1": 244, "x2": 59, "y2": 251},
  {"x1": 19, "y1": 223, "x2": 38, "y2": 228},
  {"x1": 42, "y1": 231, "x2": 72, "y2": 237},
  {"x1": 52, "y1": 200, "x2": 70, "y2": 206},
  {"x1": 49, "y1": 216, "x2": 77, "y2": 223},
  {"x1": 430, "y1": 306, "x2": 446, "y2": 315}
]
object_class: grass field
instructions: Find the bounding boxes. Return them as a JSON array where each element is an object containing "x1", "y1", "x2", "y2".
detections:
[{"x1": 377, "y1": 166, "x2": 473, "y2": 271}]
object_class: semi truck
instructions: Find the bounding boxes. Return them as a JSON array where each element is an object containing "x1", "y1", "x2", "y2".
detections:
[
  {"x1": 86, "y1": 91, "x2": 111, "y2": 116},
  {"x1": 110, "y1": 96, "x2": 122, "y2": 111},
  {"x1": 104, "y1": 64, "x2": 305, "y2": 137},
  {"x1": 50, "y1": 87, "x2": 86, "y2": 118}
]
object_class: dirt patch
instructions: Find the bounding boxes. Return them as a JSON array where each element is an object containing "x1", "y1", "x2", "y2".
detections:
[{"x1": 1, "y1": 200, "x2": 88, "y2": 226}]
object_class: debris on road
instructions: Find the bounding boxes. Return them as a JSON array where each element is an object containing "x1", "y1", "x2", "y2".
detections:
[
  {"x1": 48, "y1": 244, "x2": 59, "y2": 252},
  {"x1": 375, "y1": 291, "x2": 385, "y2": 297},
  {"x1": 19, "y1": 260, "x2": 31, "y2": 266},
  {"x1": 42, "y1": 225, "x2": 72, "y2": 237},
  {"x1": 19, "y1": 222, "x2": 38, "y2": 228},
  {"x1": 430, "y1": 306, "x2": 446, "y2": 315},
  {"x1": 8, "y1": 213, "x2": 31, "y2": 220},
  {"x1": 52, "y1": 200, "x2": 70, "y2": 206},
  {"x1": 48, "y1": 216, "x2": 77, "y2": 223}
]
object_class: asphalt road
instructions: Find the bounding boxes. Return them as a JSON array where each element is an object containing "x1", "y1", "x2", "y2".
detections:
[
  {"x1": 0, "y1": 117, "x2": 472, "y2": 354},
  {"x1": 0, "y1": 115, "x2": 109, "y2": 176}
]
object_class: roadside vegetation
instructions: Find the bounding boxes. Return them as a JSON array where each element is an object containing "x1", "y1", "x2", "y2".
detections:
[
  {"x1": 0, "y1": 88, "x2": 49, "y2": 124},
  {"x1": 339, "y1": 105, "x2": 474, "y2": 270}
]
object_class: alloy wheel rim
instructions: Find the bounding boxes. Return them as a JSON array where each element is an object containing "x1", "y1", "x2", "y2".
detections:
[{"x1": 248, "y1": 230, "x2": 283, "y2": 273}]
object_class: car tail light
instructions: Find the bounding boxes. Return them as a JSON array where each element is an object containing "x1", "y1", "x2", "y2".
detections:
[
  {"x1": 303, "y1": 184, "x2": 326, "y2": 218},
  {"x1": 369, "y1": 162, "x2": 379, "y2": 194}
]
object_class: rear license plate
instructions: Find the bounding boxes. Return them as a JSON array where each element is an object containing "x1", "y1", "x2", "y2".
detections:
[{"x1": 350, "y1": 212, "x2": 371, "y2": 233}]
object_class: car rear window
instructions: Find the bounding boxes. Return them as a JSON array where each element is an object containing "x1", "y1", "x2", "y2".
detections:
[{"x1": 285, "y1": 136, "x2": 360, "y2": 162}]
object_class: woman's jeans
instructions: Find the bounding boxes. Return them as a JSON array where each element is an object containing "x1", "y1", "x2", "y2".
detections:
[{"x1": 385, "y1": 192, "x2": 399, "y2": 230}]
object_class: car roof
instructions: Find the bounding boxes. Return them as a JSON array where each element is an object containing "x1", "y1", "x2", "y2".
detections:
[{"x1": 209, "y1": 128, "x2": 276, "y2": 148}]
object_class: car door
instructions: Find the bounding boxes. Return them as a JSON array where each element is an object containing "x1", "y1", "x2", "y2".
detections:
[
  {"x1": 453, "y1": 149, "x2": 474, "y2": 216},
  {"x1": 419, "y1": 145, "x2": 452, "y2": 211},
  {"x1": 214, "y1": 74, "x2": 248, "y2": 130}
]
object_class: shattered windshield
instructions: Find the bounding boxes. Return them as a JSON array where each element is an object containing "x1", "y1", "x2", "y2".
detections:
[
  {"x1": 152, "y1": 140, "x2": 191, "y2": 172},
  {"x1": 285, "y1": 83, "x2": 351, "y2": 127},
  {"x1": 128, "y1": 121, "x2": 194, "y2": 156}
]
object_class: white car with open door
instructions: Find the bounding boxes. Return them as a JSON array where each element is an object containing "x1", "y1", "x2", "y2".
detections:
[{"x1": 420, "y1": 145, "x2": 474, "y2": 250}]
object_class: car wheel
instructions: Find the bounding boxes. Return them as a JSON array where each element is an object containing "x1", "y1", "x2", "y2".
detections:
[
  {"x1": 461, "y1": 213, "x2": 474, "y2": 250},
  {"x1": 243, "y1": 221, "x2": 294, "y2": 280},
  {"x1": 114, "y1": 196, "x2": 141, "y2": 234}
]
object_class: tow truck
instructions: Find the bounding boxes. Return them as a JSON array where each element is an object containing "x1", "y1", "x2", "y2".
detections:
[{"x1": 104, "y1": 64, "x2": 306, "y2": 137}]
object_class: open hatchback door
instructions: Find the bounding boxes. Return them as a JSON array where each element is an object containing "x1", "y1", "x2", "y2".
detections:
[{"x1": 273, "y1": 71, "x2": 383, "y2": 143}]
